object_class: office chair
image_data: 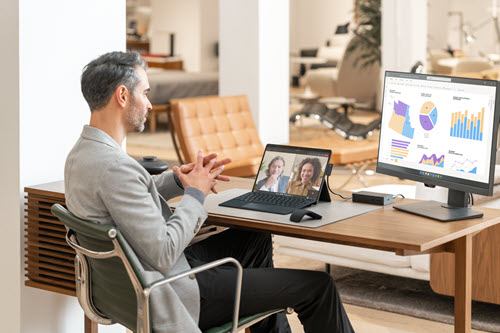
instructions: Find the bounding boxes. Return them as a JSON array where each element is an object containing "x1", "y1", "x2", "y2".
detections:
[
  {"x1": 290, "y1": 102, "x2": 380, "y2": 140},
  {"x1": 51, "y1": 204, "x2": 290, "y2": 333}
]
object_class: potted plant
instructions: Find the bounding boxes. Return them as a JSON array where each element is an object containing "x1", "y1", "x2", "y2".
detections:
[{"x1": 346, "y1": 0, "x2": 381, "y2": 69}]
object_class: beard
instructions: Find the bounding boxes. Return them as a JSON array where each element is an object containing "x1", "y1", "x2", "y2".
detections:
[{"x1": 125, "y1": 98, "x2": 146, "y2": 133}]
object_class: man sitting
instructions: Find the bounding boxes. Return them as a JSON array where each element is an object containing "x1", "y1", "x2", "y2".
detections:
[{"x1": 65, "y1": 51, "x2": 354, "y2": 333}]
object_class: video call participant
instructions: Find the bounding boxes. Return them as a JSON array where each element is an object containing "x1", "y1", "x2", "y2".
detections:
[
  {"x1": 66, "y1": 51, "x2": 354, "y2": 333},
  {"x1": 256, "y1": 156, "x2": 290, "y2": 193},
  {"x1": 286, "y1": 157, "x2": 323, "y2": 196}
]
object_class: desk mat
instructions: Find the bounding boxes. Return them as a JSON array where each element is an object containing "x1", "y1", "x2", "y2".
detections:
[{"x1": 185, "y1": 188, "x2": 381, "y2": 228}]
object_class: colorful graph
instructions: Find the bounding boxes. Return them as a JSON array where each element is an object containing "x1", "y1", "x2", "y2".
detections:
[
  {"x1": 450, "y1": 108, "x2": 484, "y2": 141},
  {"x1": 419, "y1": 154, "x2": 444, "y2": 168},
  {"x1": 451, "y1": 159, "x2": 478, "y2": 174},
  {"x1": 390, "y1": 139, "x2": 411, "y2": 159},
  {"x1": 389, "y1": 100, "x2": 415, "y2": 139},
  {"x1": 419, "y1": 101, "x2": 438, "y2": 131}
]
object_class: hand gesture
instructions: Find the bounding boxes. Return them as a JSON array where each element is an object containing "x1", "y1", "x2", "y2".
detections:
[
  {"x1": 173, "y1": 150, "x2": 226, "y2": 195},
  {"x1": 178, "y1": 152, "x2": 231, "y2": 193},
  {"x1": 264, "y1": 174, "x2": 279, "y2": 189}
]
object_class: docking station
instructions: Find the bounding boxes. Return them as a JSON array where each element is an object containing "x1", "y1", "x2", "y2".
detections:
[{"x1": 352, "y1": 191, "x2": 393, "y2": 206}]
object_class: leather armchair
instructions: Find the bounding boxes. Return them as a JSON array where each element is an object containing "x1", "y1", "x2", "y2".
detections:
[{"x1": 169, "y1": 95, "x2": 264, "y2": 177}]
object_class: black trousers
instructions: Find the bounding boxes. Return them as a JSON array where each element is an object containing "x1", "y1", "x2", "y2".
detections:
[{"x1": 185, "y1": 229, "x2": 354, "y2": 333}]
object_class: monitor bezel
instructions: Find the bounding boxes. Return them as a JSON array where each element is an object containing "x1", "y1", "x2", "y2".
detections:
[{"x1": 376, "y1": 71, "x2": 500, "y2": 196}]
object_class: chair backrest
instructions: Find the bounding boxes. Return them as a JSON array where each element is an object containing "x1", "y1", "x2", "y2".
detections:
[
  {"x1": 51, "y1": 204, "x2": 145, "y2": 331},
  {"x1": 169, "y1": 95, "x2": 264, "y2": 177},
  {"x1": 336, "y1": 36, "x2": 381, "y2": 102}
]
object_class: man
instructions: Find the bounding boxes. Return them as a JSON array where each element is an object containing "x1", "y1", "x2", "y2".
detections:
[{"x1": 65, "y1": 51, "x2": 354, "y2": 333}]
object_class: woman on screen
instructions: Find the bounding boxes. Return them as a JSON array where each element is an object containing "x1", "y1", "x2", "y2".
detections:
[
  {"x1": 256, "y1": 156, "x2": 290, "y2": 193},
  {"x1": 286, "y1": 157, "x2": 322, "y2": 196}
]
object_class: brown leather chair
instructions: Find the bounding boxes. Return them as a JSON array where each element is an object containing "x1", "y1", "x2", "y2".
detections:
[{"x1": 169, "y1": 95, "x2": 264, "y2": 177}]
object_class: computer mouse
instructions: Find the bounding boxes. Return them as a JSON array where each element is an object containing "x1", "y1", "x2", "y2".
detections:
[{"x1": 290, "y1": 209, "x2": 322, "y2": 223}]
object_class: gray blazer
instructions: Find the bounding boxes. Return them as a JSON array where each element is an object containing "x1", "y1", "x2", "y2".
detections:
[
  {"x1": 256, "y1": 175, "x2": 290, "y2": 193},
  {"x1": 65, "y1": 125, "x2": 206, "y2": 332}
]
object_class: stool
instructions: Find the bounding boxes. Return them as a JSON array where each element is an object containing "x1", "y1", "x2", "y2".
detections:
[{"x1": 148, "y1": 104, "x2": 169, "y2": 133}]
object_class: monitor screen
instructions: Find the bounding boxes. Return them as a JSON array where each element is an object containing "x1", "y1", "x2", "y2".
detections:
[
  {"x1": 252, "y1": 145, "x2": 331, "y2": 201},
  {"x1": 377, "y1": 71, "x2": 500, "y2": 197}
]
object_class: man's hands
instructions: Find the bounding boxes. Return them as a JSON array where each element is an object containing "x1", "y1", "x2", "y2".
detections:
[
  {"x1": 264, "y1": 174, "x2": 279, "y2": 189},
  {"x1": 173, "y1": 151, "x2": 231, "y2": 195}
]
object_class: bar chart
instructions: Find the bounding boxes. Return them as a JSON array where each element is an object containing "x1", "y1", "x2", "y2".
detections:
[
  {"x1": 390, "y1": 139, "x2": 410, "y2": 160},
  {"x1": 450, "y1": 108, "x2": 484, "y2": 141}
]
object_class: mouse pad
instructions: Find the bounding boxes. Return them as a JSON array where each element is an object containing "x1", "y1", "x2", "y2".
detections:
[{"x1": 173, "y1": 188, "x2": 381, "y2": 228}]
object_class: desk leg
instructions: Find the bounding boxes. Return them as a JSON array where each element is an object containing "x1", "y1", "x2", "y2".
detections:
[
  {"x1": 84, "y1": 315, "x2": 98, "y2": 333},
  {"x1": 454, "y1": 234, "x2": 472, "y2": 333}
]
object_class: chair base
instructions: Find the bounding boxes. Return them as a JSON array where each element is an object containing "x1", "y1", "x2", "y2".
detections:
[{"x1": 290, "y1": 103, "x2": 380, "y2": 140}]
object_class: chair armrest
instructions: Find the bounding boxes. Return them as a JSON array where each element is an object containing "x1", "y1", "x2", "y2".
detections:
[{"x1": 144, "y1": 257, "x2": 243, "y2": 333}]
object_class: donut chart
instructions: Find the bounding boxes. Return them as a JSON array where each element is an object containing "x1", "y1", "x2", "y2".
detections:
[{"x1": 420, "y1": 101, "x2": 438, "y2": 131}]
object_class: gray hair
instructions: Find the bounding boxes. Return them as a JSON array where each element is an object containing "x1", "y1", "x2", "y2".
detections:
[
  {"x1": 265, "y1": 156, "x2": 285, "y2": 177},
  {"x1": 81, "y1": 51, "x2": 147, "y2": 111}
]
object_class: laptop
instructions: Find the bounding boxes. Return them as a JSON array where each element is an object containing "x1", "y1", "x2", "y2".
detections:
[{"x1": 219, "y1": 144, "x2": 332, "y2": 214}]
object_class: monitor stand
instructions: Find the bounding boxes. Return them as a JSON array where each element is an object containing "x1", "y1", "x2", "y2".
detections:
[{"x1": 393, "y1": 188, "x2": 483, "y2": 222}]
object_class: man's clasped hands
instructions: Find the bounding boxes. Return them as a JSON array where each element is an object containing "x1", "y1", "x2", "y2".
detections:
[{"x1": 173, "y1": 150, "x2": 232, "y2": 195}]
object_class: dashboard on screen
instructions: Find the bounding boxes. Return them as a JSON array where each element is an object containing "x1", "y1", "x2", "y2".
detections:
[{"x1": 377, "y1": 71, "x2": 498, "y2": 195}]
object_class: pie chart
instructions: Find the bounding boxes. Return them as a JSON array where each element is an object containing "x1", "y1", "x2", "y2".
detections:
[{"x1": 420, "y1": 101, "x2": 438, "y2": 131}]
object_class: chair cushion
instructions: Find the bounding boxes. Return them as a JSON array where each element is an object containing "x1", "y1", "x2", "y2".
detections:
[
  {"x1": 305, "y1": 68, "x2": 339, "y2": 97},
  {"x1": 317, "y1": 46, "x2": 345, "y2": 62},
  {"x1": 410, "y1": 254, "x2": 430, "y2": 273}
]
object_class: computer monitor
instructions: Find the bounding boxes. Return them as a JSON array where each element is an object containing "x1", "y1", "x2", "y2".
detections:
[{"x1": 376, "y1": 71, "x2": 500, "y2": 221}]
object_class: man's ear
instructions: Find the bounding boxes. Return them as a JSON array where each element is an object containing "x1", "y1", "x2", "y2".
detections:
[{"x1": 115, "y1": 85, "x2": 129, "y2": 108}]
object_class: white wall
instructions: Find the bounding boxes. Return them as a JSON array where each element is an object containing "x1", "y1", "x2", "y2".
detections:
[
  {"x1": 150, "y1": 0, "x2": 219, "y2": 73},
  {"x1": 16, "y1": 0, "x2": 127, "y2": 332},
  {"x1": 219, "y1": 0, "x2": 259, "y2": 113},
  {"x1": 200, "y1": 0, "x2": 219, "y2": 72},
  {"x1": 219, "y1": 0, "x2": 289, "y2": 145},
  {"x1": 150, "y1": 0, "x2": 201, "y2": 71},
  {"x1": 0, "y1": 0, "x2": 20, "y2": 332},
  {"x1": 258, "y1": 0, "x2": 290, "y2": 144},
  {"x1": 289, "y1": 0, "x2": 353, "y2": 54},
  {"x1": 382, "y1": 0, "x2": 428, "y2": 72},
  {"x1": 427, "y1": 0, "x2": 451, "y2": 50}
]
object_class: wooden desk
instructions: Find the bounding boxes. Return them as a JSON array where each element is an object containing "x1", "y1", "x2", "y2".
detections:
[
  {"x1": 203, "y1": 179, "x2": 500, "y2": 333},
  {"x1": 24, "y1": 178, "x2": 500, "y2": 333}
]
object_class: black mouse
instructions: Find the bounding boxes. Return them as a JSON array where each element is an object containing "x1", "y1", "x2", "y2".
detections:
[{"x1": 290, "y1": 209, "x2": 322, "y2": 223}]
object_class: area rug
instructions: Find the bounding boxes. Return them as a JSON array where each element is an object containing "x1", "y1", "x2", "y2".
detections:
[{"x1": 331, "y1": 265, "x2": 500, "y2": 332}]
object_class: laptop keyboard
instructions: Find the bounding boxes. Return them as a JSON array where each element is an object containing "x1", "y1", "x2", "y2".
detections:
[{"x1": 234, "y1": 192, "x2": 313, "y2": 208}]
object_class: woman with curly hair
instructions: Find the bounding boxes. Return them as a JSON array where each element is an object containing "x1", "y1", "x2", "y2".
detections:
[
  {"x1": 286, "y1": 157, "x2": 322, "y2": 196},
  {"x1": 256, "y1": 156, "x2": 290, "y2": 193}
]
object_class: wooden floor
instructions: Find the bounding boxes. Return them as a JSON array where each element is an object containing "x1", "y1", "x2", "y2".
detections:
[{"x1": 274, "y1": 254, "x2": 488, "y2": 333}]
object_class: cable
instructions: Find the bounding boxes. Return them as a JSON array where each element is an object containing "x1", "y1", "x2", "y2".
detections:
[
  {"x1": 470, "y1": 192, "x2": 474, "y2": 206},
  {"x1": 392, "y1": 193, "x2": 405, "y2": 199},
  {"x1": 326, "y1": 176, "x2": 352, "y2": 200}
]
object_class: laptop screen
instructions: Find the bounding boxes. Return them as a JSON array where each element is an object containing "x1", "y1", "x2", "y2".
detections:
[{"x1": 252, "y1": 144, "x2": 332, "y2": 201}]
